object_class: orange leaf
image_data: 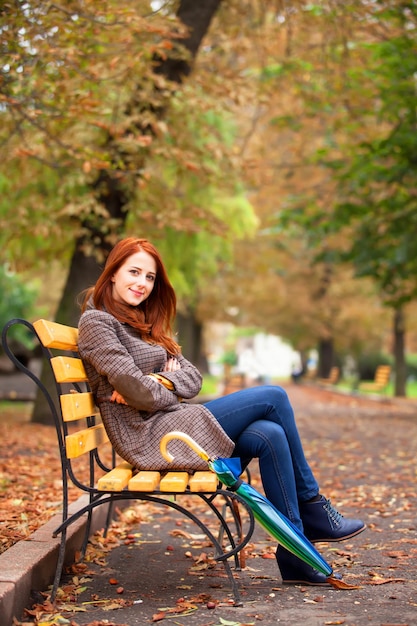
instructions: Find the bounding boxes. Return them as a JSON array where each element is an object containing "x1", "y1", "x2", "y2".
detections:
[
  {"x1": 327, "y1": 576, "x2": 362, "y2": 590},
  {"x1": 184, "y1": 161, "x2": 199, "y2": 172},
  {"x1": 367, "y1": 577, "x2": 406, "y2": 585}
]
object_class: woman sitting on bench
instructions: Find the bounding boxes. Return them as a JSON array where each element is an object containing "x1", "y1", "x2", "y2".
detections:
[{"x1": 78, "y1": 237, "x2": 365, "y2": 586}]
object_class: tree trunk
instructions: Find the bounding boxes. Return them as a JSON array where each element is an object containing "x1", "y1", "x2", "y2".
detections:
[
  {"x1": 156, "y1": 0, "x2": 222, "y2": 81},
  {"x1": 393, "y1": 306, "x2": 406, "y2": 397},
  {"x1": 31, "y1": 0, "x2": 223, "y2": 423},
  {"x1": 31, "y1": 247, "x2": 110, "y2": 424},
  {"x1": 317, "y1": 337, "x2": 334, "y2": 378},
  {"x1": 176, "y1": 309, "x2": 208, "y2": 373}
]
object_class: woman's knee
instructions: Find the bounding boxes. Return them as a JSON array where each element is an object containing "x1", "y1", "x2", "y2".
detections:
[
  {"x1": 236, "y1": 420, "x2": 287, "y2": 456},
  {"x1": 261, "y1": 385, "x2": 290, "y2": 409}
]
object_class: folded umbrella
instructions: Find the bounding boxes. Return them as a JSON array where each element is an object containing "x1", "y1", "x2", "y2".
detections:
[{"x1": 160, "y1": 431, "x2": 332, "y2": 577}]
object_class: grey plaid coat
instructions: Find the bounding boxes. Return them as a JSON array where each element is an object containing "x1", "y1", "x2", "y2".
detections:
[{"x1": 78, "y1": 308, "x2": 234, "y2": 470}]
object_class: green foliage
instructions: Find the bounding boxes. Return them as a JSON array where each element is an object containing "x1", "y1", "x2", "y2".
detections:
[
  {"x1": 0, "y1": 1, "x2": 190, "y2": 263},
  {"x1": 328, "y1": 32, "x2": 417, "y2": 305},
  {"x1": 126, "y1": 81, "x2": 257, "y2": 231},
  {"x1": 405, "y1": 354, "x2": 417, "y2": 381},
  {"x1": 272, "y1": 3, "x2": 417, "y2": 310},
  {"x1": 0, "y1": 0, "x2": 257, "y2": 290},
  {"x1": 0, "y1": 265, "x2": 41, "y2": 349},
  {"x1": 218, "y1": 350, "x2": 238, "y2": 366},
  {"x1": 199, "y1": 374, "x2": 219, "y2": 396},
  {"x1": 122, "y1": 89, "x2": 258, "y2": 306}
]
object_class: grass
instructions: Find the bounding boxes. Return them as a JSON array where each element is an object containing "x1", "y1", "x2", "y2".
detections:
[
  {"x1": 337, "y1": 378, "x2": 417, "y2": 398},
  {"x1": 199, "y1": 374, "x2": 221, "y2": 396},
  {"x1": 0, "y1": 401, "x2": 33, "y2": 422},
  {"x1": 200, "y1": 373, "x2": 417, "y2": 399}
]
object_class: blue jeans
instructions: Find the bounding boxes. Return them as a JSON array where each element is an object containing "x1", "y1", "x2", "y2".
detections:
[{"x1": 205, "y1": 385, "x2": 319, "y2": 532}]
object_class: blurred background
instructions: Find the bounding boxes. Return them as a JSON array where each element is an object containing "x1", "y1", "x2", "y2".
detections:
[{"x1": 2, "y1": 0, "x2": 417, "y2": 420}]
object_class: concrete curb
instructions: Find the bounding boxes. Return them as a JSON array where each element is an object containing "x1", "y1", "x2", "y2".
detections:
[{"x1": 0, "y1": 495, "x2": 111, "y2": 625}]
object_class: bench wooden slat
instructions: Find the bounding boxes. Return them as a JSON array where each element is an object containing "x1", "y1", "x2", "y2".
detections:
[
  {"x1": 97, "y1": 462, "x2": 133, "y2": 491},
  {"x1": 189, "y1": 471, "x2": 219, "y2": 492},
  {"x1": 66, "y1": 424, "x2": 109, "y2": 458},
  {"x1": 374, "y1": 365, "x2": 391, "y2": 385},
  {"x1": 60, "y1": 391, "x2": 99, "y2": 422},
  {"x1": 33, "y1": 319, "x2": 79, "y2": 351},
  {"x1": 51, "y1": 355, "x2": 88, "y2": 383},
  {"x1": 128, "y1": 471, "x2": 161, "y2": 492},
  {"x1": 159, "y1": 472, "x2": 189, "y2": 492}
]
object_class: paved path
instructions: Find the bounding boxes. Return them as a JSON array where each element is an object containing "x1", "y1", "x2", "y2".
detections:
[
  {"x1": 3, "y1": 379, "x2": 417, "y2": 625},
  {"x1": 0, "y1": 359, "x2": 41, "y2": 401},
  {"x1": 0, "y1": 374, "x2": 417, "y2": 626}
]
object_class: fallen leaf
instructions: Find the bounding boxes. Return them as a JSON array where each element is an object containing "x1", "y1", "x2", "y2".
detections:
[
  {"x1": 37, "y1": 615, "x2": 71, "y2": 626},
  {"x1": 367, "y1": 577, "x2": 406, "y2": 585},
  {"x1": 327, "y1": 577, "x2": 362, "y2": 590}
]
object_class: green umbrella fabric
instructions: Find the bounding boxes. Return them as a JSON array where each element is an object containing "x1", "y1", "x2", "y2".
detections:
[{"x1": 160, "y1": 431, "x2": 332, "y2": 577}]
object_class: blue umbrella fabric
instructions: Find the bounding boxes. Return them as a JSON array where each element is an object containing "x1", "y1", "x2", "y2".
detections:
[{"x1": 160, "y1": 431, "x2": 332, "y2": 577}]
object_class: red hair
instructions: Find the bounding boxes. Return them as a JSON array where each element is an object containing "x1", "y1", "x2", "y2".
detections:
[{"x1": 81, "y1": 238, "x2": 180, "y2": 355}]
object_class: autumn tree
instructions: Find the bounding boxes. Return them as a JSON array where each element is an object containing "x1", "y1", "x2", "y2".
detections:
[
  {"x1": 230, "y1": 0, "x2": 417, "y2": 389},
  {"x1": 1, "y1": 0, "x2": 260, "y2": 421},
  {"x1": 282, "y1": 2, "x2": 417, "y2": 394},
  {"x1": 193, "y1": 0, "x2": 392, "y2": 377},
  {"x1": 320, "y1": 5, "x2": 417, "y2": 395},
  {"x1": 4, "y1": 0, "x2": 413, "y2": 411}
]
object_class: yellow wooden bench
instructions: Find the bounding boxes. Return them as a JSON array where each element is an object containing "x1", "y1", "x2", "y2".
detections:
[
  {"x1": 318, "y1": 366, "x2": 340, "y2": 386},
  {"x1": 1, "y1": 318, "x2": 255, "y2": 605},
  {"x1": 359, "y1": 364, "x2": 391, "y2": 393}
]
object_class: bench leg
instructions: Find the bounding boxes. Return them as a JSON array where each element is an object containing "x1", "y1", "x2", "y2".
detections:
[
  {"x1": 50, "y1": 492, "x2": 253, "y2": 606},
  {"x1": 50, "y1": 529, "x2": 67, "y2": 603}
]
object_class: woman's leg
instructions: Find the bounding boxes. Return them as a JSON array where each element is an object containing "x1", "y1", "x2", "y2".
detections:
[
  {"x1": 232, "y1": 419, "x2": 304, "y2": 530},
  {"x1": 205, "y1": 385, "x2": 319, "y2": 502},
  {"x1": 206, "y1": 389, "x2": 334, "y2": 585},
  {"x1": 206, "y1": 385, "x2": 366, "y2": 546}
]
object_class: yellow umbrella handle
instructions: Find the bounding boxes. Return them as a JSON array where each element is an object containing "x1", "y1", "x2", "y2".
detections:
[{"x1": 160, "y1": 431, "x2": 211, "y2": 463}]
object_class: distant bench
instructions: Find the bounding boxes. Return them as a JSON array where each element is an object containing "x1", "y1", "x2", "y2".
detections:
[
  {"x1": 359, "y1": 365, "x2": 391, "y2": 393},
  {"x1": 1, "y1": 318, "x2": 255, "y2": 605},
  {"x1": 317, "y1": 366, "x2": 340, "y2": 386}
]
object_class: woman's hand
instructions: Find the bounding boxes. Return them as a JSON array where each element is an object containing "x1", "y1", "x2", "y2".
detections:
[
  {"x1": 110, "y1": 390, "x2": 128, "y2": 405},
  {"x1": 163, "y1": 356, "x2": 181, "y2": 372}
]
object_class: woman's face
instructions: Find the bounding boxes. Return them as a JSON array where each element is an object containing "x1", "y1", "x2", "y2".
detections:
[{"x1": 111, "y1": 249, "x2": 157, "y2": 307}]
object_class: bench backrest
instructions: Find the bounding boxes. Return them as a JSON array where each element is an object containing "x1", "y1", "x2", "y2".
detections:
[
  {"x1": 374, "y1": 365, "x2": 391, "y2": 387},
  {"x1": 359, "y1": 363, "x2": 392, "y2": 393},
  {"x1": 373, "y1": 364, "x2": 391, "y2": 388},
  {"x1": 33, "y1": 319, "x2": 110, "y2": 460},
  {"x1": 1, "y1": 318, "x2": 114, "y2": 495},
  {"x1": 2, "y1": 318, "x2": 219, "y2": 495},
  {"x1": 327, "y1": 366, "x2": 339, "y2": 383}
]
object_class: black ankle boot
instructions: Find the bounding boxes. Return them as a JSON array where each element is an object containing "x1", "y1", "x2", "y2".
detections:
[
  {"x1": 300, "y1": 495, "x2": 366, "y2": 543},
  {"x1": 276, "y1": 546, "x2": 339, "y2": 586}
]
